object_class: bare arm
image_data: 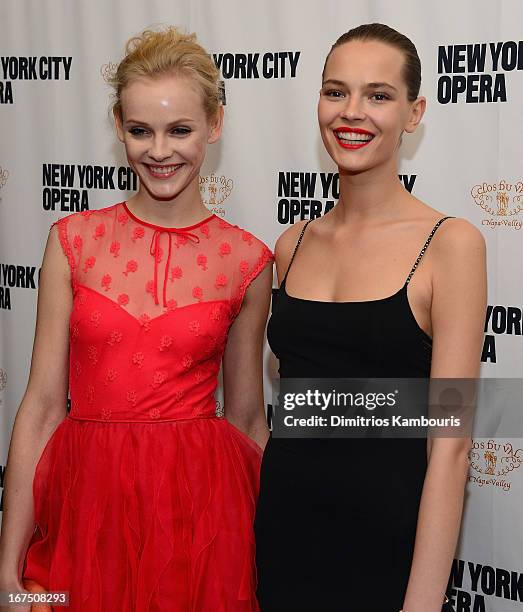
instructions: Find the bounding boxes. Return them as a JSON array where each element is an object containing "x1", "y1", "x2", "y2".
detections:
[
  {"x1": 0, "y1": 224, "x2": 72, "y2": 589},
  {"x1": 222, "y1": 262, "x2": 273, "y2": 450},
  {"x1": 402, "y1": 220, "x2": 487, "y2": 612}
]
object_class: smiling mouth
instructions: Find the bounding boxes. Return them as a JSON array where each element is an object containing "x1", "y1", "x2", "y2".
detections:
[
  {"x1": 334, "y1": 130, "x2": 374, "y2": 149},
  {"x1": 145, "y1": 164, "x2": 184, "y2": 178}
]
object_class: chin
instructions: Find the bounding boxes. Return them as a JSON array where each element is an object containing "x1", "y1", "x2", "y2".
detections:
[
  {"x1": 337, "y1": 164, "x2": 371, "y2": 176},
  {"x1": 138, "y1": 181, "x2": 183, "y2": 202},
  {"x1": 331, "y1": 155, "x2": 371, "y2": 174}
]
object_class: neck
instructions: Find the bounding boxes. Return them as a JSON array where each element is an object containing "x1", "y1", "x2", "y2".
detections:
[
  {"x1": 334, "y1": 156, "x2": 411, "y2": 225},
  {"x1": 127, "y1": 176, "x2": 209, "y2": 227}
]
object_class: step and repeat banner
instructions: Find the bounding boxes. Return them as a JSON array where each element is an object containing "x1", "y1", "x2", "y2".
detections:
[{"x1": 1, "y1": 0, "x2": 522, "y2": 609}]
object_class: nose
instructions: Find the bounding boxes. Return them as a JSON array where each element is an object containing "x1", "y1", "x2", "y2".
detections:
[
  {"x1": 148, "y1": 135, "x2": 172, "y2": 162},
  {"x1": 339, "y1": 94, "x2": 365, "y2": 121}
]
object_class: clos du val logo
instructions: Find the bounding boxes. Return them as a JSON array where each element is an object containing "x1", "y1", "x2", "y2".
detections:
[{"x1": 471, "y1": 178, "x2": 523, "y2": 231}]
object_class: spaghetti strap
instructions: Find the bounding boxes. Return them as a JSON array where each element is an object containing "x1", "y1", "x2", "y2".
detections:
[
  {"x1": 282, "y1": 220, "x2": 312, "y2": 285},
  {"x1": 405, "y1": 216, "x2": 454, "y2": 285}
]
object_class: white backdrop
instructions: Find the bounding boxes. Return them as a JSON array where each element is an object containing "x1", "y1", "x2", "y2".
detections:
[{"x1": 1, "y1": 1, "x2": 522, "y2": 609}]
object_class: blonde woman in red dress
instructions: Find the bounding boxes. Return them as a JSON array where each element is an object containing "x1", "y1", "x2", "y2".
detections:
[{"x1": 0, "y1": 27, "x2": 272, "y2": 611}]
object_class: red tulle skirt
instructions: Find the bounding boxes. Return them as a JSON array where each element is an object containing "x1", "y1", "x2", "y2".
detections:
[{"x1": 22, "y1": 415, "x2": 262, "y2": 611}]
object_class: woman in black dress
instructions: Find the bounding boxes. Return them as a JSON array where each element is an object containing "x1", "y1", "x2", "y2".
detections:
[{"x1": 255, "y1": 24, "x2": 486, "y2": 612}]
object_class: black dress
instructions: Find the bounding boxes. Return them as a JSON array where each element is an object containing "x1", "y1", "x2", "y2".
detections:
[{"x1": 255, "y1": 217, "x2": 453, "y2": 612}]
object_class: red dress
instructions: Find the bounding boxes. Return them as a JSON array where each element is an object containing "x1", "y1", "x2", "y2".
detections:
[{"x1": 22, "y1": 202, "x2": 273, "y2": 611}]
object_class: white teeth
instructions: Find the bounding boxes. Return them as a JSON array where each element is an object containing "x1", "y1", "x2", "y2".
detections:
[
  {"x1": 335, "y1": 132, "x2": 373, "y2": 142},
  {"x1": 149, "y1": 164, "x2": 182, "y2": 174}
]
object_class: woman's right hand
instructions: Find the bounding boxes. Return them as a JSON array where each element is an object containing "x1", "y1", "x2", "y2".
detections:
[{"x1": 0, "y1": 578, "x2": 31, "y2": 612}]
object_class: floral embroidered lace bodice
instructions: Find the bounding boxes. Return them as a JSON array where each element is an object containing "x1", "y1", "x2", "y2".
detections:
[{"x1": 53, "y1": 201, "x2": 273, "y2": 423}]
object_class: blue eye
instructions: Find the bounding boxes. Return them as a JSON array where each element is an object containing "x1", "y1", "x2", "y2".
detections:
[
  {"x1": 172, "y1": 127, "x2": 191, "y2": 135},
  {"x1": 129, "y1": 127, "x2": 148, "y2": 136}
]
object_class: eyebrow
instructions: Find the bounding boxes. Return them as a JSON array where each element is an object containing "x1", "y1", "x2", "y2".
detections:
[
  {"x1": 367, "y1": 82, "x2": 398, "y2": 92},
  {"x1": 124, "y1": 118, "x2": 196, "y2": 125},
  {"x1": 321, "y1": 79, "x2": 398, "y2": 92},
  {"x1": 321, "y1": 79, "x2": 346, "y2": 88}
]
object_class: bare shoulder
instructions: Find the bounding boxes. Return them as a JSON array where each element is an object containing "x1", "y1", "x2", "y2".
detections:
[
  {"x1": 274, "y1": 219, "x2": 309, "y2": 257},
  {"x1": 428, "y1": 217, "x2": 487, "y2": 296},
  {"x1": 274, "y1": 220, "x2": 309, "y2": 282},
  {"x1": 431, "y1": 217, "x2": 486, "y2": 255}
]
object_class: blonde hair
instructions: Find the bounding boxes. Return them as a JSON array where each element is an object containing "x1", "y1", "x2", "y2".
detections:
[{"x1": 110, "y1": 26, "x2": 221, "y2": 119}]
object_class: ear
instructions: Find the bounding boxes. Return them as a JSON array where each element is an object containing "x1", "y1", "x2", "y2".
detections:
[
  {"x1": 404, "y1": 96, "x2": 426, "y2": 134},
  {"x1": 207, "y1": 106, "x2": 224, "y2": 144},
  {"x1": 113, "y1": 107, "x2": 125, "y2": 143}
]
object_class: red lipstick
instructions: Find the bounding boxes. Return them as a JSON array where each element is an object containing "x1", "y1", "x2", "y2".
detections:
[{"x1": 333, "y1": 127, "x2": 375, "y2": 150}]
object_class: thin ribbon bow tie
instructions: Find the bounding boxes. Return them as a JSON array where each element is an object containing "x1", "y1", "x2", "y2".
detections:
[{"x1": 149, "y1": 228, "x2": 200, "y2": 307}]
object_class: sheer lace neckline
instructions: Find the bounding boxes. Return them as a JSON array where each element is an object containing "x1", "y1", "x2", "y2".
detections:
[{"x1": 122, "y1": 201, "x2": 216, "y2": 232}]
